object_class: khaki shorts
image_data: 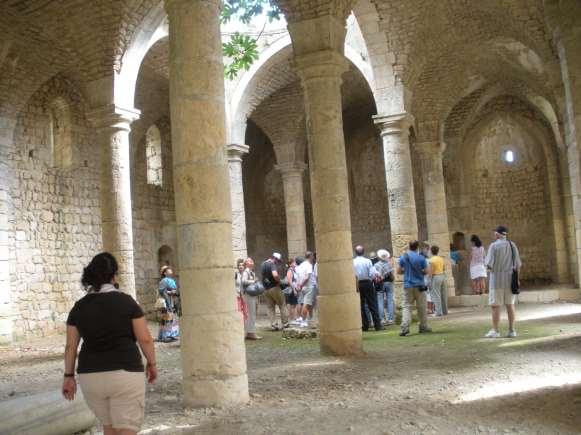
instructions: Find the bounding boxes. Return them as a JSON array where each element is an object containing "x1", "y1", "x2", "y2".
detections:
[
  {"x1": 489, "y1": 287, "x2": 517, "y2": 306},
  {"x1": 302, "y1": 286, "x2": 318, "y2": 306},
  {"x1": 79, "y1": 370, "x2": 145, "y2": 432}
]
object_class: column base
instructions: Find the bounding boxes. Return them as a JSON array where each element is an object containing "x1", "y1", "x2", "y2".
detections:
[
  {"x1": 320, "y1": 329, "x2": 364, "y2": 356},
  {"x1": 183, "y1": 373, "x2": 250, "y2": 408}
]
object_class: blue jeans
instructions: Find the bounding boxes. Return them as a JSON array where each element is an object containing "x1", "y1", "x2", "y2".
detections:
[{"x1": 377, "y1": 282, "x2": 395, "y2": 321}]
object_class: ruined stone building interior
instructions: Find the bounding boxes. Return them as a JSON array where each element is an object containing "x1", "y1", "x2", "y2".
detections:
[{"x1": 1, "y1": 0, "x2": 581, "y2": 434}]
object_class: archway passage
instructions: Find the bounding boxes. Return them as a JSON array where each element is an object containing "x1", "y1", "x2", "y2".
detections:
[
  {"x1": 243, "y1": 120, "x2": 289, "y2": 263},
  {"x1": 242, "y1": 56, "x2": 390, "y2": 262},
  {"x1": 444, "y1": 95, "x2": 572, "y2": 292}
]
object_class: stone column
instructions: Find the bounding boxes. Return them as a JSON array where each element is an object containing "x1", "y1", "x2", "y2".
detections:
[
  {"x1": 227, "y1": 144, "x2": 249, "y2": 262},
  {"x1": 290, "y1": 15, "x2": 362, "y2": 356},
  {"x1": 276, "y1": 162, "x2": 308, "y2": 259},
  {"x1": 165, "y1": 0, "x2": 249, "y2": 407},
  {"x1": 416, "y1": 141, "x2": 455, "y2": 294},
  {"x1": 374, "y1": 113, "x2": 419, "y2": 257},
  {"x1": 0, "y1": 117, "x2": 15, "y2": 344},
  {"x1": 89, "y1": 105, "x2": 139, "y2": 298},
  {"x1": 555, "y1": 24, "x2": 581, "y2": 282}
]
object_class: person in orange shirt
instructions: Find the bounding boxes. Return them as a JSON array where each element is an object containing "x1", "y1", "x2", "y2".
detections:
[{"x1": 428, "y1": 245, "x2": 448, "y2": 317}]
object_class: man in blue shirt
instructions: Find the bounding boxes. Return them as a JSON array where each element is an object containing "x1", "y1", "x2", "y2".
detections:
[
  {"x1": 397, "y1": 240, "x2": 431, "y2": 336},
  {"x1": 353, "y1": 245, "x2": 383, "y2": 331}
]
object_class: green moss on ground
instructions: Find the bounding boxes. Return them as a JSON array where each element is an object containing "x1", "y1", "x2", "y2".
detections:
[{"x1": 248, "y1": 309, "x2": 581, "y2": 363}]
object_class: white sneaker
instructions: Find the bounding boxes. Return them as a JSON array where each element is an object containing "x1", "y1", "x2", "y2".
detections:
[
  {"x1": 299, "y1": 321, "x2": 309, "y2": 328},
  {"x1": 506, "y1": 330, "x2": 517, "y2": 338},
  {"x1": 485, "y1": 329, "x2": 500, "y2": 338}
]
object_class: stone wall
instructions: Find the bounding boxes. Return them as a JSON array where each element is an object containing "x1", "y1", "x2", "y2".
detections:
[
  {"x1": 10, "y1": 75, "x2": 101, "y2": 338},
  {"x1": 345, "y1": 110, "x2": 391, "y2": 253},
  {"x1": 244, "y1": 121, "x2": 288, "y2": 263},
  {"x1": 244, "y1": 108, "x2": 391, "y2": 262},
  {"x1": 445, "y1": 108, "x2": 556, "y2": 284}
]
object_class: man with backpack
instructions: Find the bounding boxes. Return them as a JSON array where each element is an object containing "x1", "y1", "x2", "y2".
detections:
[
  {"x1": 484, "y1": 225, "x2": 522, "y2": 338},
  {"x1": 261, "y1": 252, "x2": 288, "y2": 330},
  {"x1": 397, "y1": 240, "x2": 432, "y2": 336}
]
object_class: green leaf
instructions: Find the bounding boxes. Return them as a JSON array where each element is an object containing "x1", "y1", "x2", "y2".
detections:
[{"x1": 220, "y1": 0, "x2": 282, "y2": 78}]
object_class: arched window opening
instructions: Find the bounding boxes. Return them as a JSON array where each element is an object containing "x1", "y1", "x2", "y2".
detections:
[
  {"x1": 49, "y1": 97, "x2": 73, "y2": 168},
  {"x1": 158, "y1": 245, "x2": 175, "y2": 272},
  {"x1": 146, "y1": 125, "x2": 163, "y2": 186},
  {"x1": 503, "y1": 149, "x2": 515, "y2": 163}
]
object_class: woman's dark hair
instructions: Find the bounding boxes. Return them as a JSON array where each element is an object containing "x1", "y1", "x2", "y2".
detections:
[
  {"x1": 470, "y1": 234, "x2": 483, "y2": 248},
  {"x1": 81, "y1": 252, "x2": 118, "y2": 292}
]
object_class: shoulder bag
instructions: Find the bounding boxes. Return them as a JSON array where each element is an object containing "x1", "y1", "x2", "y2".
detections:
[{"x1": 508, "y1": 240, "x2": 520, "y2": 295}]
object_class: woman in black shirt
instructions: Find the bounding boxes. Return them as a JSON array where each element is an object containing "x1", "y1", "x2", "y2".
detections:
[{"x1": 62, "y1": 253, "x2": 157, "y2": 435}]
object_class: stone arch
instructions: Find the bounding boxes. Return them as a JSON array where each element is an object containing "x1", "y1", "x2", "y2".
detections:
[
  {"x1": 228, "y1": 32, "x2": 378, "y2": 146},
  {"x1": 145, "y1": 124, "x2": 163, "y2": 187},
  {"x1": 444, "y1": 95, "x2": 572, "y2": 287},
  {"x1": 115, "y1": 3, "x2": 167, "y2": 109},
  {"x1": 351, "y1": 0, "x2": 399, "y2": 115}
]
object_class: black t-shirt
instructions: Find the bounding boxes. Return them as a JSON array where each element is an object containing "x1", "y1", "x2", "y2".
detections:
[
  {"x1": 67, "y1": 291, "x2": 145, "y2": 374},
  {"x1": 261, "y1": 260, "x2": 277, "y2": 289}
]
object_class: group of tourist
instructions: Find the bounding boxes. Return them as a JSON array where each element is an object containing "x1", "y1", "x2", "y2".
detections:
[
  {"x1": 355, "y1": 225, "x2": 521, "y2": 338},
  {"x1": 60, "y1": 225, "x2": 521, "y2": 433},
  {"x1": 354, "y1": 241, "x2": 446, "y2": 335},
  {"x1": 234, "y1": 251, "x2": 320, "y2": 338}
]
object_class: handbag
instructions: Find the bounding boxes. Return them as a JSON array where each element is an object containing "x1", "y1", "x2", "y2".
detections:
[
  {"x1": 245, "y1": 281, "x2": 266, "y2": 297},
  {"x1": 508, "y1": 240, "x2": 520, "y2": 295},
  {"x1": 154, "y1": 297, "x2": 166, "y2": 310}
]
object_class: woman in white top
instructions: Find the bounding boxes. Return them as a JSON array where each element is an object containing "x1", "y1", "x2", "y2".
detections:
[{"x1": 469, "y1": 234, "x2": 487, "y2": 294}]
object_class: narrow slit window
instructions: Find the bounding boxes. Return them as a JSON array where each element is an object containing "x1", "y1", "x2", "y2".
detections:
[
  {"x1": 146, "y1": 125, "x2": 163, "y2": 186},
  {"x1": 503, "y1": 150, "x2": 515, "y2": 163}
]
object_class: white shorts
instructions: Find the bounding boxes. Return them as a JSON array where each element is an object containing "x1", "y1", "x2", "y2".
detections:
[
  {"x1": 489, "y1": 287, "x2": 517, "y2": 306},
  {"x1": 470, "y1": 264, "x2": 487, "y2": 280}
]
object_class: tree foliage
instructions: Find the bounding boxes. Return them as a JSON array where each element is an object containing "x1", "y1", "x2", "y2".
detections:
[{"x1": 221, "y1": 0, "x2": 281, "y2": 79}]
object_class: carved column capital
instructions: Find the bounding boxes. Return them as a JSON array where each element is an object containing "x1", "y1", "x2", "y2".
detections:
[
  {"x1": 226, "y1": 143, "x2": 250, "y2": 162},
  {"x1": 293, "y1": 50, "x2": 349, "y2": 83},
  {"x1": 373, "y1": 112, "x2": 415, "y2": 136},
  {"x1": 275, "y1": 161, "x2": 308, "y2": 179},
  {"x1": 87, "y1": 105, "x2": 140, "y2": 131}
]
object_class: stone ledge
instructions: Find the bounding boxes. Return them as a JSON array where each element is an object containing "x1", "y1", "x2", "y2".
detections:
[{"x1": 449, "y1": 289, "x2": 581, "y2": 307}]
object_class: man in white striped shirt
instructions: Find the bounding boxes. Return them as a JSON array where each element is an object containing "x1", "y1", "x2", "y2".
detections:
[{"x1": 484, "y1": 225, "x2": 522, "y2": 339}]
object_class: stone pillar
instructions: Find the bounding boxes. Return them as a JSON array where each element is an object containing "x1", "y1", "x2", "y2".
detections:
[
  {"x1": 0, "y1": 117, "x2": 15, "y2": 344},
  {"x1": 276, "y1": 162, "x2": 308, "y2": 259},
  {"x1": 555, "y1": 24, "x2": 581, "y2": 283},
  {"x1": 89, "y1": 105, "x2": 139, "y2": 298},
  {"x1": 416, "y1": 141, "x2": 455, "y2": 294},
  {"x1": 374, "y1": 113, "x2": 419, "y2": 257},
  {"x1": 227, "y1": 144, "x2": 249, "y2": 262},
  {"x1": 290, "y1": 15, "x2": 362, "y2": 356},
  {"x1": 165, "y1": 0, "x2": 249, "y2": 407}
]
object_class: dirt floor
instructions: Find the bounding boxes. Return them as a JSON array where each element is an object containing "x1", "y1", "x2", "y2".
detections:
[{"x1": 1, "y1": 302, "x2": 581, "y2": 435}]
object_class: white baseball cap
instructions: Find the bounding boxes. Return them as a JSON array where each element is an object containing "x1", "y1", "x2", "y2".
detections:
[{"x1": 273, "y1": 252, "x2": 282, "y2": 261}]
